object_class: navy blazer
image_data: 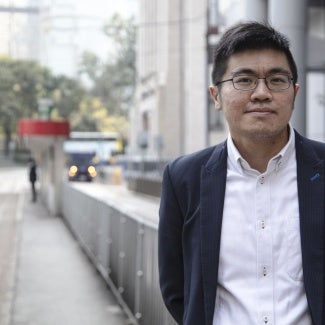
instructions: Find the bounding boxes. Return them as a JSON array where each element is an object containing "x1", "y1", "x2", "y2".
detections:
[{"x1": 158, "y1": 131, "x2": 325, "y2": 325}]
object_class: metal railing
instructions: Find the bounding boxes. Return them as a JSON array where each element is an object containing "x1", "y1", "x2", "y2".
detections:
[{"x1": 61, "y1": 183, "x2": 176, "y2": 325}]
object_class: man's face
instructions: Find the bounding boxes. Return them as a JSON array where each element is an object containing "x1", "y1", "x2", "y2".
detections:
[{"x1": 209, "y1": 49, "x2": 299, "y2": 143}]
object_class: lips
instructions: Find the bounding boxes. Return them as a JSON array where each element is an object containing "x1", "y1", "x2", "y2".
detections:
[{"x1": 246, "y1": 107, "x2": 275, "y2": 114}]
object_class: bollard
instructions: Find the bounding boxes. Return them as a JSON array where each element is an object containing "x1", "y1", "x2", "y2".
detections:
[{"x1": 112, "y1": 166, "x2": 122, "y2": 185}]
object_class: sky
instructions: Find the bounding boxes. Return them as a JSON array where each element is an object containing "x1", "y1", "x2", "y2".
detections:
[
  {"x1": 0, "y1": 0, "x2": 138, "y2": 76},
  {"x1": 39, "y1": 0, "x2": 138, "y2": 77},
  {"x1": 74, "y1": 0, "x2": 138, "y2": 19}
]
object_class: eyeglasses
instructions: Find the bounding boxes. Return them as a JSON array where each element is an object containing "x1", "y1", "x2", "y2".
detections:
[{"x1": 215, "y1": 74, "x2": 294, "y2": 91}]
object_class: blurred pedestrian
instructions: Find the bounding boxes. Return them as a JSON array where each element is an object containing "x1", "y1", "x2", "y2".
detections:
[
  {"x1": 158, "y1": 21, "x2": 325, "y2": 324},
  {"x1": 28, "y1": 158, "x2": 37, "y2": 202}
]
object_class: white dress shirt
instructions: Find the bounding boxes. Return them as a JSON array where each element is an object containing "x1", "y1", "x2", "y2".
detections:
[{"x1": 213, "y1": 125, "x2": 312, "y2": 325}]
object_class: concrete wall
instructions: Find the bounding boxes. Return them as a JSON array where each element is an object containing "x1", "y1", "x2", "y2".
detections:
[
  {"x1": 26, "y1": 136, "x2": 67, "y2": 216},
  {"x1": 60, "y1": 183, "x2": 176, "y2": 325}
]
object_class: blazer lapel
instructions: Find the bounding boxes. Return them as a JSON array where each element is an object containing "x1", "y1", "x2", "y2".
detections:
[
  {"x1": 296, "y1": 132, "x2": 325, "y2": 325},
  {"x1": 200, "y1": 142, "x2": 227, "y2": 325}
]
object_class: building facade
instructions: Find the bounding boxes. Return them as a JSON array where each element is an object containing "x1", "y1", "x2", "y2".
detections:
[
  {"x1": 130, "y1": 0, "x2": 209, "y2": 160},
  {"x1": 0, "y1": 0, "x2": 40, "y2": 60},
  {"x1": 132, "y1": 0, "x2": 325, "y2": 161}
]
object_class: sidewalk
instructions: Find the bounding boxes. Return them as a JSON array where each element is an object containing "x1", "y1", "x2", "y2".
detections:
[{"x1": 0, "y1": 159, "x2": 131, "y2": 325}]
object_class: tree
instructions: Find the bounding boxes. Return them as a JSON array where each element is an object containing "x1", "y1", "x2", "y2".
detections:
[
  {"x1": 0, "y1": 57, "x2": 51, "y2": 154},
  {"x1": 76, "y1": 14, "x2": 136, "y2": 148},
  {"x1": 79, "y1": 14, "x2": 136, "y2": 117},
  {"x1": 50, "y1": 75, "x2": 86, "y2": 119},
  {"x1": 101, "y1": 14, "x2": 136, "y2": 114},
  {"x1": 70, "y1": 96, "x2": 129, "y2": 139},
  {"x1": 0, "y1": 56, "x2": 86, "y2": 154}
]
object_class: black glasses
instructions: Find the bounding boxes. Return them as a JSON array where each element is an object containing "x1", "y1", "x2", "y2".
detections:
[{"x1": 215, "y1": 74, "x2": 294, "y2": 91}]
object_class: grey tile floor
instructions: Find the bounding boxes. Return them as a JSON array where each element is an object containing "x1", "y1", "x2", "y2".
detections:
[{"x1": 0, "y1": 165, "x2": 131, "y2": 325}]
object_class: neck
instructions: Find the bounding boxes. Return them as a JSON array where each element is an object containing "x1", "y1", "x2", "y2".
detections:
[{"x1": 232, "y1": 131, "x2": 290, "y2": 173}]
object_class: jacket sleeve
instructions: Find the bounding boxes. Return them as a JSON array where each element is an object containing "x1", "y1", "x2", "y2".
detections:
[{"x1": 158, "y1": 163, "x2": 184, "y2": 324}]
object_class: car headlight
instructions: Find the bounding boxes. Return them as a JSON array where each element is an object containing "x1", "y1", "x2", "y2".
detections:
[
  {"x1": 88, "y1": 165, "x2": 97, "y2": 177},
  {"x1": 69, "y1": 165, "x2": 78, "y2": 177}
]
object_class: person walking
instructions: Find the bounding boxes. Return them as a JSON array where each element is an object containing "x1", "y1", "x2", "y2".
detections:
[
  {"x1": 158, "y1": 22, "x2": 325, "y2": 325},
  {"x1": 28, "y1": 158, "x2": 37, "y2": 202}
]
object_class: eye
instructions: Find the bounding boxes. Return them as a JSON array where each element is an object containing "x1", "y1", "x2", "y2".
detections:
[
  {"x1": 233, "y1": 75, "x2": 255, "y2": 85},
  {"x1": 268, "y1": 74, "x2": 288, "y2": 85}
]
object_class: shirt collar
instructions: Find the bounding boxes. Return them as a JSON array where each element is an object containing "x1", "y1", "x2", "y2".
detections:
[{"x1": 227, "y1": 124, "x2": 295, "y2": 174}]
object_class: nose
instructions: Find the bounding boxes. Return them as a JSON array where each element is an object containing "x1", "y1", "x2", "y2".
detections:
[{"x1": 251, "y1": 78, "x2": 272, "y2": 101}]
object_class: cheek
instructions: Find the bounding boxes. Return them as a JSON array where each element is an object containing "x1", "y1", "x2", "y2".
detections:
[
  {"x1": 223, "y1": 88, "x2": 250, "y2": 107},
  {"x1": 223, "y1": 105, "x2": 242, "y2": 125},
  {"x1": 222, "y1": 92, "x2": 247, "y2": 119},
  {"x1": 278, "y1": 95, "x2": 295, "y2": 116}
]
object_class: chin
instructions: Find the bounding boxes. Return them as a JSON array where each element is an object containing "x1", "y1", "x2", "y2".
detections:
[{"x1": 245, "y1": 126, "x2": 288, "y2": 139}]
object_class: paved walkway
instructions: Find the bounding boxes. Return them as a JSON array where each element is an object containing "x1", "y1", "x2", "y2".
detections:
[{"x1": 0, "y1": 154, "x2": 131, "y2": 325}]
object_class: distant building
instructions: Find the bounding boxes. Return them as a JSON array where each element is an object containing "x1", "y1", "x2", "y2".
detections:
[
  {"x1": 0, "y1": 0, "x2": 136, "y2": 78},
  {"x1": 0, "y1": 0, "x2": 40, "y2": 60}
]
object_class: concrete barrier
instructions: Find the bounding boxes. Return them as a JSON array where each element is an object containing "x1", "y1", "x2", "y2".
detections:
[{"x1": 60, "y1": 182, "x2": 176, "y2": 325}]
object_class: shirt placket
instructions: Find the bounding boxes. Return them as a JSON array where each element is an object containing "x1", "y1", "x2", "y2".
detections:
[{"x1": 256, "y1": 174, "x2": 274, "y2": 324}]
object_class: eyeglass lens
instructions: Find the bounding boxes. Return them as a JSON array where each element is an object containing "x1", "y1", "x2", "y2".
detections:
[{"x1": 232, "y1": 74, "x2": 291, "y2": 90}]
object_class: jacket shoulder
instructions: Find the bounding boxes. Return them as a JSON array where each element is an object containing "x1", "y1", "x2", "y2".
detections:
[
  {"x1": 295, "y1": 131, "x2": 325, "y2": 161},
  {"x1": 164, "y1": 142, "x2": 227, "y2": 184},
  {"x1": 168, "y1": 142, "x2": 225, "y2": 170}
]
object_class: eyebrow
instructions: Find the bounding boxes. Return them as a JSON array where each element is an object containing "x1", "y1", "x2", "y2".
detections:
[{"x1": 231, "y1": 67, "x2": 291, "y2": 76}]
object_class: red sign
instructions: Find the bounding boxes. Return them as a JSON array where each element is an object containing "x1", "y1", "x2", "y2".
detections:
[{"x1": 18, "y1": 119, "x2": 70, "y2": 136}]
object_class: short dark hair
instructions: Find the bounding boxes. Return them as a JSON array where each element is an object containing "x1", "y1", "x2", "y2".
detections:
[{"x1": 211, "y1": 21, "x2": 298, "y2": 86}]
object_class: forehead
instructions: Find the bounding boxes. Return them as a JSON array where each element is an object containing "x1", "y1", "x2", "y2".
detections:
[{"x1": 225, "y1": 48, "x2": 291, "y2": 75}]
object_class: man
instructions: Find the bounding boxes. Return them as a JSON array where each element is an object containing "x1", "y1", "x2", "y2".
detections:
[{"x1": 158, "y1": 22, "x2": 325, "y2": 325}]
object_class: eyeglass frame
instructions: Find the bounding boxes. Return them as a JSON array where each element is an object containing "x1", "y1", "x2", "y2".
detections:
[{"x1": 215, "y1": 74, "x2": 294, "y2": 91}]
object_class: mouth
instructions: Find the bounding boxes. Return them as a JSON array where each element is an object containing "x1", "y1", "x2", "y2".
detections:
[{"x1": 246, "y1": 107, "x2": 275, "y2": 115}]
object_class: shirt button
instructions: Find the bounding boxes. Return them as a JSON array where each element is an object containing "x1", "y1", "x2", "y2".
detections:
[
  {"x1": 261, "y1": 220, "x2": 266, "y2": 229},
  {"x1": 259, "y1": 176, "x2": 265, "y2": 184},
  {"x1": 262, "y1": 267, "x2": 267, "y2": 276},
  {"x1": 263, "y1": 316, "x2": 268, "y2": 323}
]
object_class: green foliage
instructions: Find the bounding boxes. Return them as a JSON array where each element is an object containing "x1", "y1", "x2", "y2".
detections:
[
  {"x1": 50, "y1": 75, "x2": 86, "y2": 119},
  {"x1": 0, "y1": 57, "x2": 49, "y2": 152},
  {"x1": 70, "y1": 96, "x2": 129, "y2": 140},
  {"x1": 0, "y1": 56, "x2": 86, "y2": 153},
  {"x1": 79, "y1": 13, "x2": 136, "y2": 117},
  {"x1": 0, "y1": 58, "x2": 47, "y2": 123},
  {"x1": 0, "y1": 56, "x2": 85, "y2": 123}
]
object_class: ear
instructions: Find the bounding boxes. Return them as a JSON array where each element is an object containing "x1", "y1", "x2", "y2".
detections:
[
  {"x1": 209, "y1": 86, "x2": 222, "y2": 110},
  {"x1": 294, "y1": 83, "x2": 300, "y2": 98}
]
